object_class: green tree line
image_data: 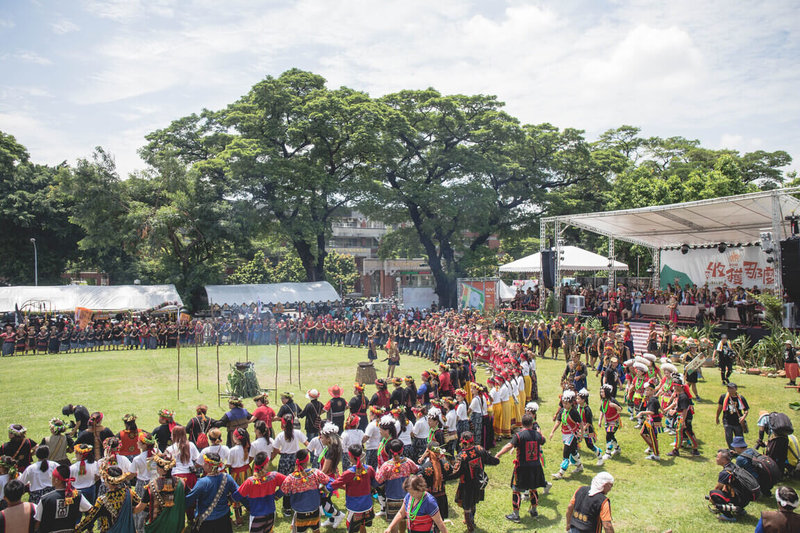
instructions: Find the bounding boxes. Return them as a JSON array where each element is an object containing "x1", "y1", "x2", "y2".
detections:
[{"x1": 0, "y1": 70, "x2": 794, "y2": 308}]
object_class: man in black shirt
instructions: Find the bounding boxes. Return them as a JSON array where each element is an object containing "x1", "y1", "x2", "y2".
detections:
[
  {"x1": 298, "y1": 389, "x2": 324, "y2": 440},
  {"x1": 61, "y1": 404, "x2": 91, "y2": 436},
  {"x1": 636, "y1": 383, "x2": 662, "y2": 461},
  {"x1": 708, "y1": 448, "x2": 752, "y2": 521},
  {"x1": 34, "y1": 464, "x2": 92, "y2": 532},
  {"x1": 715, "y1": 383, "x2": 749, "y2": 449},
  {"x1": 495, "y1": 414, "x2": 548, "y2": 522},
  {"x1": 565, "y1": 472, "x2": 615, "y2": 533},
  {"x1": 324, "y1": 385, "x2": 347, "y2": 435}
]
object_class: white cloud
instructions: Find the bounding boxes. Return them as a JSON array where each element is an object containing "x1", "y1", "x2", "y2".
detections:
[
  {"x1": 0, "y1": 18, "x2": 14, "y2": 30},
  {"x1": 718, "y1": 134, "x2": 765, "y2": 153},
  {"x1": 4, "y1": 50, "x2": 52, "y2": 65},
  {"x1": 50, "y1": 19, "x2": 80, "y2": 34}
]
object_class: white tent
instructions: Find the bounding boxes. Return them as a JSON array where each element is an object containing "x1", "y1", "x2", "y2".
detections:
[
  {"x1": 499, "y1": 246, "x2": 628, "y2": 273},
  {"x1": 497, "y1": 280, "x2": 517, "y2": 301},
  {"x1": 549, "y1": 189, "x2": 800, "y2": 249},
  {"x1": 205, "y1": 282, "x2": 340, "y2": 306},
  {"x1": 0, "y1": 285, "x2": 183, "y2": 312}
]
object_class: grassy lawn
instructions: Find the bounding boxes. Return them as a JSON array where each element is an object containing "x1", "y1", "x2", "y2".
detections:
[{"x1": 1, "y1": 343, "x2": 799, "y2": 532}]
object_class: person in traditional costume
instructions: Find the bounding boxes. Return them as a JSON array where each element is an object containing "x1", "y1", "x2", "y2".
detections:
[
  {"x1": 548, "y1": 390, "x2": 583, "y2": 480},
  {"x1": 97, "y1": 437, "x2": 133, "y2": 497},
  {"x1": 666, "y1": 376, "x2": 700, "y2": 457},
  {"x1": 19, "y1": 445, "x2": 57, "y2": 504},
  {"x1": 35, "y1": 464, "x2": 93, "y2": 532},
  {"x1": 0, "y1": 479, "x2": 36, "y2": 531},
  {"x1": 249, "y1": 396, "x2": 275, "y2": 440},
  {"x1": 151, "y1": 410, "x2": 176, "y2": 453},
  {"x1": 371, "y1": 379, "x2": 391, "y2": 411},
  {"x1": 215, "y1": 397, "x2": 250, "y2": 448},
  {"x1": 40, "y1": 417, "x2": 73, "y2": 467},
  {"x1": 130, "y1": 432, "x2": 159, "y2": 533},
  {"x1": 231, "y1": 451, "x2": 286, "y2": 533},
  {"x1": 383, "y1": 475, "x2": 448, "y2": 533},
  {"x1": 495, "y1": 414, "x2": 548, "y2": 522},
  {"x1": 317, "y1": 423, "x2": 345, "y2": 528},
  {"x1": 328, "y1": 444, "x2": 376, "y2": 533},
  {"x1": 362, "y1": 407, "x2": 384, "y2": 470},
  {"x1": 228, "y1": 427, "x2": 252, "y2": 525},
  {"x1": 132, "y1": 452, "x2": 186, "y2": 533},
  {"x1": 340, "y1": 415, "x2": 364, "y2": 471},
  {"x1": 451, "y1": 431, "x2": 499, "y2": 533},
  {"x1": 70, "y1": 443, "x2": 99, "y2": 505},
  {"x1": 576, "y1": 388, "x2": 605, "y2": 465},
  {"x1": 1, "y1": 424, "x2": 36, "y2": 471},
  {"x1": 117, "y1": 414, "x2": 142, "y2": 461},
  {"x1": 597, "y1": 385, "x2": 622, "y2": 464},
  {"x1": 75, "y1": 466, "x2": 140, "y2": 533},
  {"x1": 185, "y1": 453, "x2": 239, "y2": 533},
  {"x1": 270, "y1": 414, "x2": 308, "y2": 517},
  {"x1": 375, "y1": 438, "x2": 419, "y2": 523},
  {"x1": 416, "y1": 445, "x2": 452, "y2": 520},
  {"x1": 348, "y1": 384, "x2": 369, "y2": 432},
  {"x1": 279, "y1": 448, "x2": 330, "y2": 533},
  {"x1": 636, "y1": 382, "x2": 663, "y2": 461}
]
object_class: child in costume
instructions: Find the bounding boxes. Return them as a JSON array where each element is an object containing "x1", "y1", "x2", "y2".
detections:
[
  {"x1": 548, "y1": 390, "x2": 583, "y2": 479},
  {"x1": 328, "y1": 445, "x2": 377, "y2": 533},
  {"x1": 383, "y1": 475, "x2": 449, "y2": 533},
  {"x1": 231, "y1": 451, "x2": 286, "y2": 533},
  {"x1": 375, "y1": 438, "x2": 419, "y2": 522},
  {"x1": 597, "y1": 385, "x2": 622, "y2": 463},
  {"x1": 576, "y1": 389, "x2": 605, "y2": 465},
  {"x1": 279, "y1": 449, "x2": 330, "y2": 533}
]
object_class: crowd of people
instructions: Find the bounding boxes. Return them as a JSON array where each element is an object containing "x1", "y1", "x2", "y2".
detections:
[
  {"x1": 511, "y1": 281, "x2": 768, "y2": 327},
  {"x1": 0, "y1": 308, "x2": 798, "y2": 533}
]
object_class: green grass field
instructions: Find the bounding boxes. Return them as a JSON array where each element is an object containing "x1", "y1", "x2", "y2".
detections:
[{"x1": 1, "y1": 343, "x2": 799, "y2": 532}]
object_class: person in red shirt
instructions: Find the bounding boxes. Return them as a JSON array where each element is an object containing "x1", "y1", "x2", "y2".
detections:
[
  {"x1": 251, "y1": 394, "x2": 276, "y2": 439},
  {"x1": 328, "y1": 445, "x2": 377, "y2": 533},
  {"x1": 232, "y1": 451, "x2": 286, "y2": 533}
]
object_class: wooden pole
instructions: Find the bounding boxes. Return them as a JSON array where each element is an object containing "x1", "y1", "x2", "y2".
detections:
[
  {"x1": 246, "y1": 327, "x2": 249, "y2": 362},
  {"x1": 275, "y1": 341, "x2": 279, "y2": 393},
  {"x1": 289, "y1": 342, "x2": 293, "y2": 384},
  {"x1": 195, "y1": 339, "x2": 199, "y2": 391},
  {"x1": 297, "y1": 339, "x2": 301, "y2": 389},
  {"x1": 216, "y1": 342, "x2": 221, "y2": 407},
  {"x1": 177, "y1": 342, "x2": 181, "y2": 401}
]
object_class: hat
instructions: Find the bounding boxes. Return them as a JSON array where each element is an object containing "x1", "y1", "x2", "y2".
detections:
[
  {"x1": 375, "y1": 378, "x2": 387, "y2": 389},
  {"x1": 49, "y1": 418, "x2": 67, "y2": 434},
  {"x1": 353, "y1": 383, "x2": 365, "y2": 392},
  {"x1": 253, "y1": 393, "x2": 269, "y2": 404},
  {"x1": 228, "y1": 396, "x2": 244, "y2": 408},
  {"x1": 280, "y1": 391, "x2": 294, "y2": 399},
  {"x1": 346, "y1": 414, "x2": 360, "y2": 429},
  {"x1": 671, "y1": 375, "x2": 684, "y2": 385},
  {"x1": 561, "y1": 390, "x2": 576, "y2": 402},
  {"x1": 454, "y1": 388, "x2": 467, "y2": 397},
  {"x1": 403, "y1": 375, "x2": 415, "y2": 383},
  {"x1": 525, "y1": 402, "x2": 539, "y2": 412},
  {"x1": 305, "y1": 389, "x2": 320, "y2": 399},
  {"x1": 578, "y1": 388, "x2": 590, "y2": 398},
  {"x1": 153, "y1": 452, "x2": 176, "y2": 470},
  {"x1": 158, "y1": 408, "x2": 175, "y2": 419},
  {"x1": 8, "y1": 424, "x2": 26, "y2": 437},
  {"x1": 321, "y1": 422, "x2": 339, "y2": 435},
  {"x1": 328, "y1": 384, "x2": 343, "y2": 397},
  {"x1": 122, "y1": 413, "x2": 137, "y2": 423},
  {"x1": 730, "y1": 436, "x2": 747, "y2": 449},
  {"x1": 379, "y1": 415, "x2": 397, "y2": 428},
  {"x1": 390, "y1": 377, "x2": 403, "y2": 386},
  {"x1": 427, "y1": 408, "x2": 442, "y2": 419},
  {"x1": 74, "y1": 443, "x2": 93, "y2": 456},
  {"x1": 368, "y1": 406, "x2": 384, "y2": 416},
  {"x1": 421, "y1": 371, "x2": 430, "y2": 379},
  {"x1": 786, "y1": 340, "x2": 794, "y2": 345},
  {"x1": 726, "y1": 382, "x2": 738, "y2": 389}
]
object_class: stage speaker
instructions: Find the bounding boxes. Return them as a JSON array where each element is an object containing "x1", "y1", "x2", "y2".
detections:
[
  {"x1": 541, "y1": 250, "x2": 555, "y2": 289},
  {"x1": 780, "y1": 238, "x2": 800, "y2": 301}
]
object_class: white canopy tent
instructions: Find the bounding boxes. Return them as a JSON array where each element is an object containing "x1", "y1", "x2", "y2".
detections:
[
  {"x1": 205, "y1": 282, "x2": 340, "y2": 306},
  {"x1": 497, "y1": 280, "x2": 517, "y2": 301},
  {"x1": 499, "y1": 246, "x2": 628, "y2": 273},
  {"x1": 0, "y1": 285, "x2": 182, "y2": 313},
  {"x1": 540, "y1": 188, "x2": 800, "y2": 293}
]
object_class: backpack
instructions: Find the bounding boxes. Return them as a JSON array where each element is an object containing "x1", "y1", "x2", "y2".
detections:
[
  {"x1": 194, "y1": 416, "x2": 211, "y2": 449},
  {"x1": 727, "y1": 463, "x2": 760, "y2": 502},
  {"x1": 741, "y1": 448, "x2": 781, "y2": 493},
  {"x1": 769, "y1": 412, "x2": 794, "y2": 437}
]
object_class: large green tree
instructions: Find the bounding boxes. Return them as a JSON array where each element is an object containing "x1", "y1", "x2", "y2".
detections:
[
  {"x1": 0, "y1": 131, "x2": 81, "y2": 284},
  {"x1": 218, "y1": 69, "x2": 389, "y2": 282},
  {"x1": 364, "y1": 90, "x2": 594, "y2": 307}
]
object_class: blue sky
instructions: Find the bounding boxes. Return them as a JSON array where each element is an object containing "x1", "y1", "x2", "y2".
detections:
[{"x1": 1, "y1": 0, "x2": 798, "y2": 178}]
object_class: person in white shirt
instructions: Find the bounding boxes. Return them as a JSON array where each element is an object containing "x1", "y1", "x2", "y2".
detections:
[
  {"x1": 340, "y1": 415, "x2": 364, "y2": 470},
  {"x1": 362, "y1": 407, "x2": 383, "y2": 468},
  {"x1": 469, "y1": 383, "x2": 489, "y2": 447},
  {"x1": 249, "y1": 420, "x2": 273, "y2": 462},
  {"x1": 96, "y1": 437, "x2": 133, "y2": 498},
  {"x1": 166, "y1": 426, "x2": 201, "y2": 489},
  {"x1": 20, "y1": 446, "x2": 58, "y2": 503},
  {"x1": 34, "y1": 464, "x2": 93, "y2": 530},
  {"x1": 396, "y1": 411, "x2": 414, "y2": 457},
  {"x1": 444, "y1": 401, "x2": 458, "y2": 454},
  {"x1": 270, "y1": 413, "x2": 308, "y2": 517},
  {"x1": 410, "y1": 408, "x2": 430, "y2": 460},
  {"x1": 455, "y1": 389, "x2": 470, "y2": 441},
  {"x1": 490, "y1": 378, "x2": 503, "y2": 441},
  {"x1": 228, "y1": 427, "x2": 252, "y2": 525},
  {"x1": 201, "y1": 428, "x2": 231, "y2": 465},
  {"x1": 130, "y1": 432, "x2": 159, "y2": 533},
  {"x1": 69, "y1": 443, "x2": 99, "y2": 504}
]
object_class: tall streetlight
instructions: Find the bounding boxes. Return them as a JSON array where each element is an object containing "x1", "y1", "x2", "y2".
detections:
[{"x1": 30, "y1": 238, "x2": 37, "y2": 286}]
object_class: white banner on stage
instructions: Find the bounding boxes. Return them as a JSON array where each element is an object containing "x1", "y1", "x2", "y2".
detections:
[{"x1": 660, "y1": 245, "x2": 776, "y2": 289}]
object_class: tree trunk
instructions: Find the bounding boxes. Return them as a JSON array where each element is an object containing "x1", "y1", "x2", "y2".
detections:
[
  {"x1": 294, "y1": 240, "x2": 317, "y2": 282},
  {"x1": 314, "y1": 232, "x2": 327, "y2": 282}
]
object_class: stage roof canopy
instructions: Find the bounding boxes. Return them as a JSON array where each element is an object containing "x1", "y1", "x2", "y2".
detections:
[
  {"x1": 0, "y1": 285, "x2": 182, "y2": 313},
  {"x1": 499, "y1": 246, "x2": 628, "y2": 273},
  {"x1": 205, "y1": 281, "x2": 340, "y2": 306},
  {"x1": 543, "y1": 188, "x2": 800, "y2": 249}
]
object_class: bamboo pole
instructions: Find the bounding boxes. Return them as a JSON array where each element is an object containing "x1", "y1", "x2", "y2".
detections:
[
  {"x1": 289, "y1": 342, "x2": 293, "y2": 384},
  {"x1": 195, "y1": 340, "x2": 199, "y2": 391},
  {"x1": 297, "y1": 339, "x2": 301, "y2": 389},
  {"x1": 216, "y1": 342, "x2": 221, "y2": 407},
  {"x1": 275, "y1": 341, "x2": 279, "y2": 393},
  {"x1": 177, "y1": 342, "x2": 181, "y2": 401}
]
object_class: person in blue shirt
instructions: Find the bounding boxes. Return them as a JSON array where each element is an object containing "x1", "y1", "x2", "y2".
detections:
[{"x1": 185, "y1": 452, "x2": 239, "y2": 533}]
